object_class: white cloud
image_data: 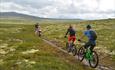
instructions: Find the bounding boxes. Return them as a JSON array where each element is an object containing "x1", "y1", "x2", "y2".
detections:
[
  {"x1": 0, "y1": 0, "x2": 115, "y2": 19},
  {"x1": 0, "y1": 2, "x2": 30, "y2": 14},
  {"x1": 99, "y1": 0, "x2": 115, "y2": 11}
]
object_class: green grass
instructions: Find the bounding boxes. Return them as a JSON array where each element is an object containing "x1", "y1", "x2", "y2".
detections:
[
  {"x1": 0, "y1": 18, "x2": 115, "y2": 70},
  {"x1": 41, "y1": 19, "x2": 115, "y2": 69},
  {"x1": 0, "y1": 21, "x2": 93, "y2": 70},
  {"x1": 42, "y1": 19, "x2": 115, "y2": 51}
]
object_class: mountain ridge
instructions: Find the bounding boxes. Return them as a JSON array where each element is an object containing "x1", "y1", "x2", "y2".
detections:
[
  {"x1": 0, "y1": 12, "x2": 42, "y2": 20},
  {"x1": 0, "y1": 12, "x2": 83, "y2": 20}
]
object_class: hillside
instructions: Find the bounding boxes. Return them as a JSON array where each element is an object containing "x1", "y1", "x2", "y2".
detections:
[
  {"x1": 0, "y1": 12, "x2": 83, "y2": 24},
  {"x1": 0, "y1": 18, "x2": 115, "y2": 70},
  {"x1": 0, "y1": 12, "x2": 42, "y2": 20},
  {"x1": 0, "y1": 20, "x2": 93, "y2": 70}
]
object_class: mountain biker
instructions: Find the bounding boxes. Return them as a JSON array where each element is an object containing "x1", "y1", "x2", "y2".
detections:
[
  {"x1": 78, "y1": 25, "x2": 97, "y2": 52},
  {"x1": 35, "y1": 23, "x2": 41, "y2": 37},
  {"x1": 65, "y1": 25, "x2": 76, "y2": 46}
]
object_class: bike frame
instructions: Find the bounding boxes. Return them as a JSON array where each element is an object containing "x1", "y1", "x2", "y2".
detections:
[
  {"x1": 85, "y1": 48, "x2": 93, "y2": 61},
  {"x1": 78, "y1": 40, "x2": 99, "y2": 68},
  {"x1": 78, "y1": 41, "x2": 93, "y2": 61}
]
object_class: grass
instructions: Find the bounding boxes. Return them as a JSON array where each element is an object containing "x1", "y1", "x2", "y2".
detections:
[
  {"x1": 0, "y1": 21, "x2": 93, "y2": 70},
  {"x1": 42, "y1": 19, "x2": 115, "y2": 51},
  {"x1": 41, "y1": 19, "x2": 115, "y2": 69},
  {"x1": 0, "y1": 18, "x2": 115, "y2": 70}
]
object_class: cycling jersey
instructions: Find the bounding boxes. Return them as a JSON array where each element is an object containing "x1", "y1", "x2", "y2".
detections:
[
  {"x1": 84, "y1": 30, "x2": 96, "y2": 42},
  {"x1": 35, "y1": 26, "x2": 41, "y2": 31},
  {"x1": 66, "y1": 28, "x2": 76, "y2": 43},
  {"x1": 66, "y1": 28, "x2": 76, "y2": 36},
  {"x1": 84, "y1": 30, "x2": 96, "y2": 51}
]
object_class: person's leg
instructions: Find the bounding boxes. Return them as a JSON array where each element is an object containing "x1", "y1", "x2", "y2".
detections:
[
  {"x1": 39, "y1": 31, "x2": 41, "y2": 37},
  {"x1": 84, "y1": 41, "x2": 90, "y2": 49},
  {"x1": 90, "y1": 42, "x2": 96, "y2": 52},
  {"x1": 72, "y1": 36, "x2": 76, "y2": 46},
  {"x1": 35, "y1": 29, "x2": 39, "y2": 36}
]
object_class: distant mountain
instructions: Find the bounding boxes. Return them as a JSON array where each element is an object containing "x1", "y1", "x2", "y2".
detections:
[
  {"x1": 0, "y1": 12, "x2": 42, "y2": 20},
  {"x1": 0, "y1": 12, "x2": 83, "y2": 21}
]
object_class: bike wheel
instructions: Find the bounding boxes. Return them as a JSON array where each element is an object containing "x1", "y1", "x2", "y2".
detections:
[
  {"x1": 78, "y1": 47, "x2": 85, "y2": 62},
  {"x1": 72, "y1": 45, "x2": 77, "y2": 56},
  {"x1": 66, "y1": 42, "x2": 71, "y2": 52},
  {"x1": 39, "y1": 32, "x2": 41, "y2": 37},
  {"x1": 89, "y1": 51, "x2": 99, "y2": 68}
]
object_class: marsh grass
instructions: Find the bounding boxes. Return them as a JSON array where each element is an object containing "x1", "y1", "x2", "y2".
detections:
[
  {"x1": 0, "y1": 21, "x2": 93, "y2": 70},
  {"x1": 0, "y1": 18, "x2": 115, "y2": 70},
  {"x1": 41, "y1": 19, "x2": 115, "y2": 69}
]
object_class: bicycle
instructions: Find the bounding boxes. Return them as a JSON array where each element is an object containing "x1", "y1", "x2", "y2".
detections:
[
  {"x1": 36, "y1": 31, "x2": 41, "y2": 37},
  {"x1": 78, "y1": 40, "x2": 99, "y2": 68},
  {"x1": 65, "y1": 39, "x2": 77, "y2": 56},
  {"x1": 38, "y1": 31, "x2": 41, "y2": 37}
]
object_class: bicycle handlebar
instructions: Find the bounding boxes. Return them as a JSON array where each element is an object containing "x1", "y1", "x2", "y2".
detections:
[{"x1": 77, "y1": 39, "x2": 86, "y2": 43}]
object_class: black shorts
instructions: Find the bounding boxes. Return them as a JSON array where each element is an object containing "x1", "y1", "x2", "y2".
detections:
[{"x1": 84, "y1": 41, "x2": 96, "y2": 51}]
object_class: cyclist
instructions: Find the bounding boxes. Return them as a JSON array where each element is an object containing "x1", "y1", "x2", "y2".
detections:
[
  {"x1": 78, "y1": 25, "x2": 97, "y2": 52},
  {"x1": 65, "y1": 25, "x2": 76, "y2": 46},
  {"x1": 35, "y1": 23, "x2": 42, "y2": 37}
]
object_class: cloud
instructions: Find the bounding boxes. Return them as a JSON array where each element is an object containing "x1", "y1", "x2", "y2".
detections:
[{"x1": 0, "y1": 0, "x2": 115, "y2": 19}]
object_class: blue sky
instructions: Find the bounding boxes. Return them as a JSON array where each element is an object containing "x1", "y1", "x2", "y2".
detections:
[{"x1": 0, "y1": 0, "x2": 115, "y2": 19}]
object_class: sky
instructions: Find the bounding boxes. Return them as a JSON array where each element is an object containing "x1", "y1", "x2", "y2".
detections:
[{"x1": 0, "y1": 0, "x2": 115, "y2": 19}]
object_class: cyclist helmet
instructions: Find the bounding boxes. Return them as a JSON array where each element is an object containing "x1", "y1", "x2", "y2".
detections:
[{"x1": 86, "y1": 25, "x2": 91, "y2": 29}]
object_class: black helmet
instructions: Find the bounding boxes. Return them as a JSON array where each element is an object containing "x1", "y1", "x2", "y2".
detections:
[{"x1": 86, "y1": 25, "x2": 91, "y2": 29}]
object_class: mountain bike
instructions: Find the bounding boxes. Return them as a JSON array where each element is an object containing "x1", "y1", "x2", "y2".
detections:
[
  {"x1": 66, "y1": 41, "x2": 77, "y2": 56},
  {"x1": 35, "y1": 29, "x2": 42, "y2": 37},
  {"x1": 38, "y1": 31, "x2": 41, "y2": 37},
  {"x1": 78, "y1": 40, "x2": 99, "y2": 68}
]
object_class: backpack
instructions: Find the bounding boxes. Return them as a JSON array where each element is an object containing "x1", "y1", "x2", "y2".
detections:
[{"x1": 89, "y1": 30, "x2": 97, "y2": 40}]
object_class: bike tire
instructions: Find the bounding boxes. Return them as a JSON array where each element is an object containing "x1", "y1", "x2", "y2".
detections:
[
  {"x1": 78, "y1": 47, "x2": 85, "y2": 62},
  {"x1": 66, "y1": 42, "x2": 71, "y2": 52},
  {"x1": 72, "y1": 46, "x2": 77, "y2": 56},
  {"x1": 89, "y1": 51, "x2": 99, "y2": 68}
]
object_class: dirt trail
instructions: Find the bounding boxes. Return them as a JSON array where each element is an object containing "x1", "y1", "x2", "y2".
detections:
[{"x1": 42, "y1": 38, "x2": 113, "y2": 70}]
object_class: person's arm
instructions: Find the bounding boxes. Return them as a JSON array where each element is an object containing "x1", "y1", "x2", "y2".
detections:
[
  {"x1": 65, "y1": 29, "x2": 69, "y2": 38},
  {"x1": 66, "y1": 29, "x2": 69, "y2": 35},
  {"x1": 80, "y1": 34, "x2": 85, "y2": 40},
  {"x1": 78, "y1": 31, "x2": 86, "y2": 41}
]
